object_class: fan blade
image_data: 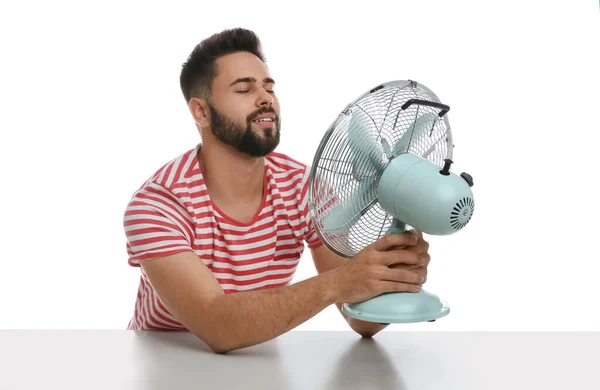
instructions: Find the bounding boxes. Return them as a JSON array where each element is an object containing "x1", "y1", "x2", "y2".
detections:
[
  {"x1": 347, "y1": 111, "x2": 386, "y2": 176},
  {"x1": 391, "y1": 112, "x2": 438, "y2": 157},
  {"x1": 422, "y1": 143, "x2": 436, "y2": 159},
  {"x1": 321, "y1": 177, "x2": 377, "y2": 234}
]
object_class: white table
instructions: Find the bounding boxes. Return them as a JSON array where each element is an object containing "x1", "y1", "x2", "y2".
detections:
[{"x1": 0, "y1": 330, "x2": 598, "y2": 389}]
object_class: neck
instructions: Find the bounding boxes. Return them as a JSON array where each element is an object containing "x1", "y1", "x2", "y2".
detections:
[{"x1": 197, "y1": 133, "x2": 265, "y2": 204}]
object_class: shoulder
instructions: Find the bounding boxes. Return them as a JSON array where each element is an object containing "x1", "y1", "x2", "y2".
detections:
[
  {"x1": 142, "y1": 144, "x2": 200, "y2": 190},
  {"x1": 127, "y1": 144, "x2": 202, "y2": 209}
]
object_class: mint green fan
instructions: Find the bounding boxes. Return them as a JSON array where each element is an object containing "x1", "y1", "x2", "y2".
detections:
[{"x1": 307, "y1": 80, "x2": 475, "y2": 324}]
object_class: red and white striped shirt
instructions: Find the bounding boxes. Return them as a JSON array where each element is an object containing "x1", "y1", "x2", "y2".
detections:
[{"x1": 123, "y1": 144, "x2": 323, "y2": 330}]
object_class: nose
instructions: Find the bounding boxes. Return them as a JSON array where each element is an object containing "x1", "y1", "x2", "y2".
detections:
[{"x1": 256, "y1": 88, "x2": 273, "y2": 107}]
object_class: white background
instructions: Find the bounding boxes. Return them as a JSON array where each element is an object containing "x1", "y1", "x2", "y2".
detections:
[{"x1": 0, "y1": 0, "x2": 598, "y2": 331}]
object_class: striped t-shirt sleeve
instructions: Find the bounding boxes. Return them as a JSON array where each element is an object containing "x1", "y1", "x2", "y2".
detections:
[{"x1": 123, "y1": 183, "x2": 194, "y2": 265}]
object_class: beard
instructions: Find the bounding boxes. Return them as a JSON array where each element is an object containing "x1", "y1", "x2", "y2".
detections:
[{"x1": 207, "y1": 103, "x2": 281, "y2": 157}]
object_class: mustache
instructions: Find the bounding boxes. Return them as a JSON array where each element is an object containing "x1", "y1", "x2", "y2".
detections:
[{"x1": 247, "y1": 106, "x2": 278, "y2": 122}]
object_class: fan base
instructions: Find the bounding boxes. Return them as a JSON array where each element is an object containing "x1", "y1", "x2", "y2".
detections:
[{"x1": 342, "y1": 288, "x2": 450, "y2": 324}]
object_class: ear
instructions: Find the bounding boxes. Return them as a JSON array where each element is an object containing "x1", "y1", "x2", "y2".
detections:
[{"x1": 189, "y1": 97, "x2": 210, "y2": 127}]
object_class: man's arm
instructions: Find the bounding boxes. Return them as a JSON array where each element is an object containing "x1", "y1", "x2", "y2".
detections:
[
  {"x1": 310, "y1": 244, "x2": 388, "y2": 337},
  {"x1": 140, "y1": 251, "x2": 339, "y2": 353},
  {"x1": 139, "y1": 234, "x2": 422, "y2": 353}
]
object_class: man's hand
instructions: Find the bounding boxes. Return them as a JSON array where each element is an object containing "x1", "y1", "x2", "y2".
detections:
[
  {"x1": 388, "y1": 229, "x2": 431, "y2": 284},
  {"x1": 332, "y1": 233, "x2": 424, "y2": 304},
  {"x1": 311, "y1": 232, "x2": 427, "y2": 338}
]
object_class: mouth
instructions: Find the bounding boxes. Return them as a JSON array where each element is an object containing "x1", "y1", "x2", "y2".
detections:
[
  {"x1": 252, "y1": 112, "x2": 276, "y2": 129},
  {"x1": 252, "y1": 113, "x2": 276, "y2": 124}
]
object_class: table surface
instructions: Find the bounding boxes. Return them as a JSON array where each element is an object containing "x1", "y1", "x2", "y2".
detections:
[{"x1": 1, "y1": 330, "x2": 598, "y2": 390}]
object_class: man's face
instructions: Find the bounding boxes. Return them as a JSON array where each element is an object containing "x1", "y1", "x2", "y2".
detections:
[{"x1": 206, "y1": 51, "x2": 281, "y2": 157}]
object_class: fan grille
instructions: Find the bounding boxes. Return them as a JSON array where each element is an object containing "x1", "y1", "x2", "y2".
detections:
[{"x1": 309, "y1": 81, "x2": 453, "y2": 258}]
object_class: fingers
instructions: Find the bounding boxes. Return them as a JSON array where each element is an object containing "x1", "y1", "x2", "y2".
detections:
[
  {"x1": 387, "y1": 254, "x2": 429, "y2": 284},
  {"x1": 410, "y1": 265, "x2": 428, "y2": 284},
  {"x1": 373, "y1": 233, "x2": 418, "y2": 252},
  {"x1": 388, "y1": 244, "x2": 409, "y2": 251},
  {"x1": 405, "y1": 229, "x2": 423, "y2": 238},
  {"x1": 418, "y1": 253, "x2": 431, "y2": 267},
  {"x1": 380, "y1": 248, "x2": 423, "y2": 267},
  {"x1": 389, "y1": 238, "x2": 430, "y2": 261},
  {"x1": 390, "y1": 261, "x2": 427, "y2": 271},
  {"x1": 378, "y1": 280, "x2": 422, "y2": 294},
  {"x1": 379, "y1": 267, "x2": 424, "y2": 285}
]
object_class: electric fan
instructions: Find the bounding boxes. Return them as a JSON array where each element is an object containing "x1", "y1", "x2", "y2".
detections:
[{"x1": 307, "y1": 80, "x2": 475, "y2": 323}]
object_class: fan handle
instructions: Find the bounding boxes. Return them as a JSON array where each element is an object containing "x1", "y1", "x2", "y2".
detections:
[{"x1": 401, "y1": 99, "x2": 450, "y2": 117}]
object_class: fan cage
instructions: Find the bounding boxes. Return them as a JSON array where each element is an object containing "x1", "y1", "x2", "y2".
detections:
[{"x1": 308, "y1": 80, "x2": 454, "y2": 258}]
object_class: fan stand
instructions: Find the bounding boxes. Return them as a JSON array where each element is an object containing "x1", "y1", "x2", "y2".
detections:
[{"x1": 341, "y1": 218, "x2": 450, "y2": 324}]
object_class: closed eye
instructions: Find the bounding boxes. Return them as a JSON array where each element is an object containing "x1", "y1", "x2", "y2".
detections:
[{"x1": 236, "y1": 90, "x2": 274, "y2": 94}]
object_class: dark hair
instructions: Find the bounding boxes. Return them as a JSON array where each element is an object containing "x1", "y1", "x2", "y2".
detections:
[{"x1": 179, "y1": 28, "x2": 266, "y2": 103}]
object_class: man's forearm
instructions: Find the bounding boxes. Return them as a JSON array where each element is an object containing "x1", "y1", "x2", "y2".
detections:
[{"x1": 197, "y1": 270, "x2": 338, "y2": 353}]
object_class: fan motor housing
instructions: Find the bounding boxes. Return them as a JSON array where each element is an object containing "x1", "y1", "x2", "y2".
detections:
[{"x1": 378, "y1": 153, "x2": 474, "y2": 235}]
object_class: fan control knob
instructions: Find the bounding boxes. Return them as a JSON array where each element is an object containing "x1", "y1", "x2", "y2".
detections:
[{"x1": 460, "y1": 172, "x2": 474, "y2": 187}]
